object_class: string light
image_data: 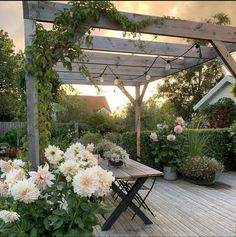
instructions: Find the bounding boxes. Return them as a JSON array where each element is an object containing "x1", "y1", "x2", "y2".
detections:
[
  {"x1": 114, "y1": 77, "x2": 119, "y2": 85},
  {"x1": 145, "y1": 73, "x2": 151, "y2": 81},
  {"x1": 99, "y1": 75, "x2": 104, "y2": 83},
  {"x1": 192, "y1": 44, "x2": 200, "y2": 53},
  {"x1": 165, "y1": 61, "x2": 171, "y2": 70}
]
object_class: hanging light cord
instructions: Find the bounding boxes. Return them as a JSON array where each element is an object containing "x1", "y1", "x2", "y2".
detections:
[{"x1": 92, "y1": 43, "x2": 202, "y2": 83}]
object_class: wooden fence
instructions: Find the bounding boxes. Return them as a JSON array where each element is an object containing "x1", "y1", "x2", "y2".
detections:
[{"x1": 0, "y1": 122, "x2": 26, "y2": 136}]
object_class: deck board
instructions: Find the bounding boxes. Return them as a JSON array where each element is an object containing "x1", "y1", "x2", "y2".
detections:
[{"x1": 94, "y1": 172, "x2": 236, "y2": 236}]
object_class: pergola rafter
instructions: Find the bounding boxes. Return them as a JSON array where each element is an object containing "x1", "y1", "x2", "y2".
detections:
[{"x1": 23, "y1": 1, "x2": 236, "y2": 168}]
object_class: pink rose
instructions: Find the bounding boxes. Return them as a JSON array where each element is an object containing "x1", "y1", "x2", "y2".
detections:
[
  {"x1": 167, "y1": 134, "x2": 176, "y2": 142},
  {"x1": 176, "y1": 117, "x2": 185, "y2": 127},
  {"x1": 150, "y1": 132, "x2": 158, "y2": 142},
  {"x1": 174, "y1": 125, "x2": 183, "y2": 134}
]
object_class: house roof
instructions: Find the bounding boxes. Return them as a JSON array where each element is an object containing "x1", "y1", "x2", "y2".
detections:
[
  {"x1": 77, "y1": 95, "x2": 111, "y2": 113},
  {"x1": 193, "y1": 75, "x2": 235, "y2": 111}
]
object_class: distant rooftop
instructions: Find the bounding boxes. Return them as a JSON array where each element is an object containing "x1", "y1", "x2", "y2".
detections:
[{"x1": 69, "y1": 95, "x2": 111, "y2": 113}]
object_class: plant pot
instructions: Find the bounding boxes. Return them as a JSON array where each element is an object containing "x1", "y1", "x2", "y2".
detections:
[
  {"x1": 108, "y1": 160, "x2": 123, "y2": 167},
  {"x1": 163, "y1": 166, "x2": 177, "y2": 180},
  {"x1": 5, "y1": 147, "x2": 17, "y2": 158},
  {"x1": 186, "y1": 171, "x2": 222, "y2": 186}
]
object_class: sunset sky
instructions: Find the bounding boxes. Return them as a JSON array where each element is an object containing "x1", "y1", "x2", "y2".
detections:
[{"x1": 0, "y1": 1, "x2": 235, "y2": 112}]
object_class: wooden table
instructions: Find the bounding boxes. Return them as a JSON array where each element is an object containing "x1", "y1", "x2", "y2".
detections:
[{"x1": 99, "y1": 158, "x2": 163, "y2": 231}]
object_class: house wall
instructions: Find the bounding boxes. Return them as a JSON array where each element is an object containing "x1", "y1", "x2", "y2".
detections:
[{"x1": 204, "y1": 82, "x2": 236, "y2": 105}]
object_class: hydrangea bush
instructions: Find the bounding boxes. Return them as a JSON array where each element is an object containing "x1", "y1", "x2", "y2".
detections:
[
  {"x1": 149, "y1": 117, "x2": 186, "y2": 168},
  {"x1": 0, "y1": 143, "x2": 114, "y2": 236}
]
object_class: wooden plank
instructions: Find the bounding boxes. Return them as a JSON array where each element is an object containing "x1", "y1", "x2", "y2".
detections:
[
  {"x1": 24, "y1": 19, "x2": 40, "y2": 170},
  {"x1": 55, "y1": 54, "x2": 203, "y2": 71},
  {"x1": 117, "y1": 84, "x2": 135, "y2": 104},
  {"x1": 27, "y1": 1, "x2": 236, "y2": 43},
  {"x1": 135, "y1": 84, "x2": 141, "y2": 157},
  {"x1": 81, "y1": 36, "x2": 228, "y2": 59},
  {"x1": 211, "y1": 40, "x2": 236, "y2": 77}
]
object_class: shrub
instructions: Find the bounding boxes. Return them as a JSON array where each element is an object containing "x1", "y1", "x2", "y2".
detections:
[
  {"x1": 104, "y1": 132, "x2": 121, "y2": 145},
  {"x1": 120, "y1": 128, "x2": 235, "y2": 170},
  {"x1": 95, "y1": 139, "x2": 115, "y2": 156},
  {"x1": 79, "y1": 131, "x2": 102, "y2": 146},
  {"x1": 179, "y1": 156, "x2": 224, "y2": 181}
]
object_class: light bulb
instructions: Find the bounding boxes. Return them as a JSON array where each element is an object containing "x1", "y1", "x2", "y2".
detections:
[
  {"x1": 99, "y1": 76, "x2": 104, "y2": 83},
  {"x1": 86, "y1": 76, "x2": 90, "y2": 80},
  {"x1": 192, "y1": 44, "x2": 199, "y2": 53},
  {"x1": 114, "y1": 77, "x2": 119, "y2": 85},
  {"x1": 165, "y1": 61, "x2": 171, "y2": 70},
  {"x1": 145, "y1": 73, "x2": 151, "y2": 81}
]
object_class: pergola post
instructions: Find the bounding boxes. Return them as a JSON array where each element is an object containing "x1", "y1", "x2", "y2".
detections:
[
  {"x1": 118, "y1": 82, "x2": 149, "y2": 158},
  {"x1": 24, "y1": 19, "x2": 40, "y2": 169},
  {"x1": 211, "y1": 40, "x2": 236, "y2": 77},
  {"x1": 135, "y1": 84, "x2": 141, "y2": 157}
]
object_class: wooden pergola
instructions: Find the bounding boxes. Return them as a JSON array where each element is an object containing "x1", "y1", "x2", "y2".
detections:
[{"x1": 23, "y1": 1, "x2": 236, "y2": 169}]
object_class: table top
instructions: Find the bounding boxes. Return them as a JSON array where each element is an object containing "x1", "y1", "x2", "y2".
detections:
[{"x1": 98, "y1": 158, "x2": 163, "y2": 180}]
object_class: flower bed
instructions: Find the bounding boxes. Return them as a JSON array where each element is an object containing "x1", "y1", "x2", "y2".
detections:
[{"x1": 0, "y1": 143, "x2": 114, "y2": 236}]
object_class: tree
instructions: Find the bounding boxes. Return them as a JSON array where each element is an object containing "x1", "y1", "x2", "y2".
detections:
[
  {"x1": 0, "y1": 30, "x2": 24, "y2": 121},
  {"x1": 157, "y1": 13, "x2": 230, "y2": 120}
]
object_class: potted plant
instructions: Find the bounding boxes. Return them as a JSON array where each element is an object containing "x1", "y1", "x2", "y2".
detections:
[
  {"x1": 103, "y1": 145, "x2": 129, "y2": 167},
  {"x1": 0, "y1": 142, "x2": 114, "y2": 236},
  {"x1": 180, "y1": 132, "x2": 224, "y2": 185},
  {"x1": 149, "y1": 116, "x2": 186, "y2": 180},
  {"x1": 179, "y1": 156, "x2": 224, "y2": 185},
  {"x1": 95, "y1": 139, "x2": 115, "y2": 158}
]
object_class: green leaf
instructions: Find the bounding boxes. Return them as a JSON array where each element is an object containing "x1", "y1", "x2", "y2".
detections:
[
  {"x1": 74, "y1": 216, "x2": 84, "y2": 229},
  {"x1": 30, "y1": 228, "x2": 37, "y2": 237}
]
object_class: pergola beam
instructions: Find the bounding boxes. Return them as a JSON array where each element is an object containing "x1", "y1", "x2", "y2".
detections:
[
  {"x1": 26, "y1": 1, "x2": 236, "y2": 43},
  {"x1": 81, "y1": 36, "x2": 236, "y2": 59},
  {"x1": 211, "y1": 40, "x2": 236, "y2": 77}
]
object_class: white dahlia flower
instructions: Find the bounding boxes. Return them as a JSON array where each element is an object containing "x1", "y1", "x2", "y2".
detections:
[
  {"x1": 5, "y1": 169, "x2": 25, "y2": 187},
  {"x1": 0, "y1": 210, "x2": 20, "y2": 223},
  {"x1": 29, "y1": 163, "x2": 55, "y2": 190},
  {"x1": 91, "y1": 166, "x2": 114, "y2": 196},
  {"x1": 72, "y1": 168, "x2": 99, "y2": 197},
  {"x1": 11, "y1": 179, "x2": 40, "y2": 203},
  {"x1": 64, "y1": 143, "x2": 85, "y2": 160},
  {"x1": 44, "y1": 145, "x2": 64, "y2": 165},
  {"x1": 59, "y1": 160, "x2": 80, "y2": 176}
]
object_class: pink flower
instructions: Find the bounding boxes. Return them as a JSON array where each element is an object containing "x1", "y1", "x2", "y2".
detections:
[
  {"x1": 176, "y1": 117, "x2": 185, "y2": 127},
  {"x1": 174, "y1": 125, "x2": 183, "y2": 134},
  {"x1": 149, "y1": 132, "x2": 158, "y2": 142},
  {"x1": 29, "y1": 164, "x2": 55, "y2": 190},
  {"x1": 167, "y1": 134, "x2": 176, "y2": 142},
  {"x1": 86, "y1": 143, "x2": 94, "y2": 153}
]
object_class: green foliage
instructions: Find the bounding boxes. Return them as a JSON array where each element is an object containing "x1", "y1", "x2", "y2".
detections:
[
  {"x1": 25, "y1": 0, "x2": 161, "y2": 161},
  {"x1": 179, "y1": 156, "x2": 224, "y2": 181},
  {"x1": 185, "y1": 129, "x2": 234, "y2": 169},
  {"x1": 120, "y1": 128, "x2": 235, "y2": 171},
  {"x1": 191, "y1": 97, "x2": 236, "y2": 128},
  {"x1": 95, "y1": 139, "x2": 116, "y2": 155},
  {"x1": 184, "y1": 132, "x2": 208, "y2": 157},
  {"x1": 79, "y1": 131, "x2": 102, "y2": 146},
  {"x1": 51, "y1": 123, "x2": 75, "y2": 150},
  {"x1": 104, "y1": 132, "x2": 121, "y2": 145},
  {"x1": 0, "y1": 30, "x2": 24, "y2": 121}
]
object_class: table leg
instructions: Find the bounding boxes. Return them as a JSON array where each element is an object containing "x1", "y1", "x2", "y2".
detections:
[{"x1": 102, "y1": 177, "x2": 153, "y2": 231}]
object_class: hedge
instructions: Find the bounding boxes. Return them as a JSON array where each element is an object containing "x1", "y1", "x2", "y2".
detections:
[{"x1": 119, "y1": 129, "x2": 235, "y2": 170}]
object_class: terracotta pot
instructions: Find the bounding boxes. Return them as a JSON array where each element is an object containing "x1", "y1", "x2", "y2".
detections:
[{"x1": 5, "y1": 147, "x2": 17, "y2": 158}]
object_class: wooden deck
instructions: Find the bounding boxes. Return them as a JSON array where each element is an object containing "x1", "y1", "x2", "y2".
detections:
[{"x1": 94, "y1": 172, "x2": 236, "y2": 236}]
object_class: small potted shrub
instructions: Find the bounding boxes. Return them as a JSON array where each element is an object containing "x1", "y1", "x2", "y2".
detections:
[
  {"x1": 95, "y1": 139, "x2": 115, "y2": 158},
  {"x1": 103, "y1": 145, "x2": 129, "y2": 167},
  {"x1": 179, "y1": 156, "x2": 224, "y2": 185}
]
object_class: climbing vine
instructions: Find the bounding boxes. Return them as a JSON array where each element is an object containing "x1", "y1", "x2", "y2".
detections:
[{"x1": 25, "y1": 0, "x2": 161, "y2": 162}]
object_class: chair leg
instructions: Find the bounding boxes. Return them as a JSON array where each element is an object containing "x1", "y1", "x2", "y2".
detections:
[{"x1": 131, "y1": 177, "x2": 157, "y2": 220}]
